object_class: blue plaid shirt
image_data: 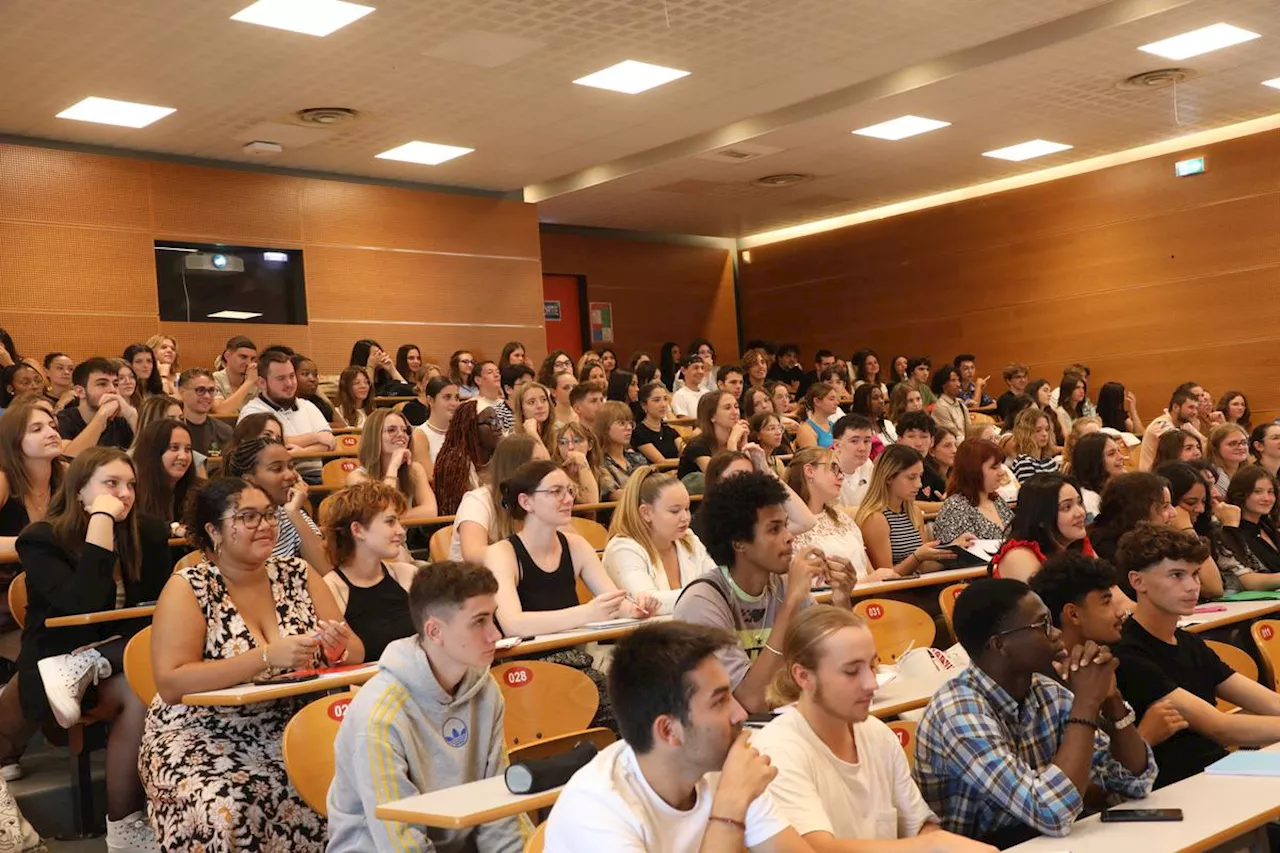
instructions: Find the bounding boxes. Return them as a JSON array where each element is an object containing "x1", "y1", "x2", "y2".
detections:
[
  {"x1": 913, "y1": 665, "x2": 1156, "y2": 839},
  {"x1": 959, "y1": 382, "x2": 995, "y2": 408}
]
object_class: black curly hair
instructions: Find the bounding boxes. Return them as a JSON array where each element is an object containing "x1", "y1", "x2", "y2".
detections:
[{"x1": 698, "y1": 470, "x2": 788, "y2": 567}]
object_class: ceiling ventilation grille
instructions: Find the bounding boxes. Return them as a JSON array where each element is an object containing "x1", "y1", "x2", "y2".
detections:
[
  {"x1": 293, "y1": 107, "x2": 361, "y2": 126},
  {"x1": 1116, "y1": 68, "x2": 1196, "y2": 90}
]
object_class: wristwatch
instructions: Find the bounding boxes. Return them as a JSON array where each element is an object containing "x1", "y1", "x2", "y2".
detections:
[{"x1": 1106, "y1": 701, "x2": 1136, "y2": 731}]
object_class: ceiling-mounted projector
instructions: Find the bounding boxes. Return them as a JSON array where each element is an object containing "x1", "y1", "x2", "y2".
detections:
[{"x1": 185, "y1": 252, "x2": 245, "y2": 273}]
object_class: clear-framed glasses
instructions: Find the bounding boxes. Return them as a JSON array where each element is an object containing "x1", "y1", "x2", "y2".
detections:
[
  {"x1": 993, "y1": 616, "x2": 1052, "y2": 638},
  {"x1": 190, "y1": 386, "x2": 217, "y2": 396},
  {"x1": 534, "y1": 484, "x2": 578, "y2": 501},
  {"x1": 221, "y1": 509, "x2": 281, "y2": 530},
  {"x1": 558, "y1": 434, "x2": 587, "y2": 447}
]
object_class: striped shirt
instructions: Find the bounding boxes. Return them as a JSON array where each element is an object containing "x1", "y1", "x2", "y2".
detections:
[
  {"x1": 272, "y1": 506, "x2": 321, "y2": 560},
  {"x1": 1009, "y1": 454, "x2": 1059, "y2": 484},
  {"x1": 883, "y1": 507, "x2": 923, "y2": 565}
]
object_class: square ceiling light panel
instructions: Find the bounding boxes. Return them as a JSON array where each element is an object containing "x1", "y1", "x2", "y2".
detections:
[
  {"x1": 573, "y1": 60, "x2": 690, "y2": 94},
  {"x1": 1139, "y1": 23, "x2": 1260, "y2": 60},
  {"x1": 982, "y1": 139, "x2": 1073, "y2": 161},
  {"x1": 56, "y1": 97, "x2": 175, "y2": 128},
  {"x1": 1263, "y1": 77, "x2": 1280, "y2": 90},
  {"x1": 853, "y1": 115, "x2": 951, "y2": 140},
  {"x1": 375, "y1": 141, "x2": 474, "y2": 165},
  {"x1": 231, "y1": 0, "x2": 375, "y2": 37}
]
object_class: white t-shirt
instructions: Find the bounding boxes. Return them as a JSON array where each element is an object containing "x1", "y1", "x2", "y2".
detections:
[
  {"x1": 449, "y1": 486, "x2": 495, "y2": 561},
  {"x1": 545, "y1": 740, "x2": 790, "y2": 852},
  {"x1": 415, "y1": 421, "x2": 447, "y2": 467},
  {"x1": 238, "y1": 396, "x2": 332, "y2": 472},
  {"x1": 670, "y1": 386, "x2": 706, "y2": 419},
  {"x1": 753, "y1": 709, "x2": 936, "y2": 841},
  {"x1": 601, "y1": 534, "x2": 716, "y2": 614},
  {"x1": 838, "y1": 459, "x2": 874, "y2": 508}
]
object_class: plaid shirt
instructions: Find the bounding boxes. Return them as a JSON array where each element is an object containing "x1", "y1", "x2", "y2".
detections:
[
  {"x1": 913, "y1": 665, "x2": 1156, "y2": 839},
  {"x1": 958, "y1": 382, "x2": 995, "y2": 408}
]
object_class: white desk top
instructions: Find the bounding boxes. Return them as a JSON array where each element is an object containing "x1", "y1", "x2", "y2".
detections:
[
  {"x1": 374, "y1": 774, "x2": 560, "y2": 829},
  {"x1": 496, "y1": 614, "x2": 671, "y2": 658},
  {"x1": 1008, "y1": 743, "x2": 1280, "y2": 853},
  {"x1": 814, "y1": 566, "x2": 987, "y2": 604},
  {"x1": 1178, "y1": 599, "x2": 1280, "y2": 633},
  {"x1": 180, "y1": 663, "x2": 379, "y2": 706},
  {"x1": 870, "y1": 665, "x2": 962, "y2": 719}
]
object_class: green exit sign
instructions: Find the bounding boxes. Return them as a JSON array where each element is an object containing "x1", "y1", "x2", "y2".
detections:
[{"x1": 1175, "y1": 156, "x2": 1206, "y2": 177}]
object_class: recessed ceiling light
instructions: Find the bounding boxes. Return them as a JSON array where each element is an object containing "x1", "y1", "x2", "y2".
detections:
[
  {"x1": 1264, "y1": 78, "x2": 1280, "y2": 90},
  {"x1": 853, "y1": 115, "x2": 951, "y2": 141},
  {"x1": 982, "y1": 139, "x2": 1073, "y2": 162},
  {"x1": 573, "y1": 60, "x2": 690, "y2": 94},
  {"x1": 231, "y1": 0, "x2": 374, "y2": 37},
  {"x1": 56, "y1": 96, "x2": 175, "y2": 128},
  {"x1": 375, "y1": 141, "x2": 474, "y2": 166},
  {"x1": 207, "y1": 310, "x2": 263, "y2": 320},
  {"x1": 1139, "y1": 23, "x2": 1260, "y2": 60}
]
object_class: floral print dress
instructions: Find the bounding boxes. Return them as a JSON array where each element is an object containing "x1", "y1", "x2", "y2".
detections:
[{"x1": 138, "y1": 555, "x2": 326, "y2": 852}]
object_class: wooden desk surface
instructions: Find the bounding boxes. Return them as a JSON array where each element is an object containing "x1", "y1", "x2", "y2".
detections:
[
  {"x1": 1180, "y1": 599, "x2": 1280, "y2": 633},
  {"x1": 375, "y1": 775, "x2": 560, "y2": 829},
  {"x1": 812, "y1": 566, "x2": 986, "y2": 603},
  {"x1": 1008, "y1": 742, "x2": 1280, "y2": 853},
  {"x1": 869, "y1": 665, "x2": 962, "y2": 719},
  {"x1": 496, "y1": 615, "x2": 670, "y2": 658},
  {"x1": 46, "y1": 606, "x2": 156, "y2": 627},
  {"x1": 179, "y1": 663, "x2": 379, "y2": 706}
]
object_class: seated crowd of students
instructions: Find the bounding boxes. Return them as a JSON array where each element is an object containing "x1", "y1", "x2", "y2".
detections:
[{"x1": 1, "y1": 328, "x2": 1279, "y2": 851}]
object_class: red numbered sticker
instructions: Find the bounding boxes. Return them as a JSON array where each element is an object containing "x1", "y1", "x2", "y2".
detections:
[
  {"x1": 327, "y1": 697, "x2": 351, "y2": 722},
  {"x1": 1262, "y1": 625, "x2": 1275, "y2": 641},
  {"x1": 866, "y1": 604, "x2": 884, "y2": 620},
  {"x1": 504, "y1": 666, "x2": 533, "y2": 688},
  {"x1": 893, "y1": 727, "x2": 910, "y2": 747},
  {"x1": 951, "y1": 586, "x2": 965, "y2": 600},
  {"x1": 340, "y1": 435, "x2": 358, "y2": 448},
  {"x1": 342, "y1": 460, "x2": 357, "y2": 471}
]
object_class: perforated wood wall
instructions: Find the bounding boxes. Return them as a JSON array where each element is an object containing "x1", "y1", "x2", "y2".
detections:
[
  {"x1": 539, "y1": 230, "x2": 738, "y2": 364},
  {"x1": 0, "y1": 143, "x2": 544, "y2": 372},
  {"x1": 739, "y1": 129, "x2": 1280, "y2": 421}
]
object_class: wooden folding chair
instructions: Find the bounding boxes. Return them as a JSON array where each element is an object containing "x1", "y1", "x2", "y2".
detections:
[
  {"x1": 852, "y1": 599, "x2": 936, "y2": 664},
  {"x1": 322, "y1": 457, "x2": 360, "y2": 487},
  {"x1": 123, "y1": 626, "x2": 157, "y2": 705},
  {"x1": 429, "y1": 526, "x2": 453, "y2": 562},
  {"x1": 567, "y1": 517, "x2": 608, "y2": 550},
  {"x1": 7, "y1": 573, "x2": 26, "y2": 630},
  {"x1": 282, "y1": 690, "x2": 359, "y2": 817},
  {"x1": 336, "y1": 433, "x2": 361, "y2": 456},
  {"x1": 886, "y1": 720, "x2": 919, "y2": 769},
  {"x1": 1206, "y1": 640, "x2": 1258, "y2": 713},
  {"x1": 938, "y1": 583, "x2": 968, "y2": 641},
  {"x1": 1250, "y1": 620, "x2": 1280, "y2": 691},
  {"x1": 525, "y1": 821, "x2": 546, "y2": 853},
  {"x1": 508, "y1": 726, "x2": 615, "y2": 765},
  {"x1": 492, "y1": 660, "x2": 599, "y2": 749}
]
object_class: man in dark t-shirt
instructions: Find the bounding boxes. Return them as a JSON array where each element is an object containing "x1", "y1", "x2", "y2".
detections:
[
  {"x1": 179, "y1": 368, "x2": 233, "y2": 456},
  {"x1": 1113, "y1": 523, "x2": 1280, "y2": 787},
  {"x1": 57, "y1": 357, "x2": 136, "y2": 455},
  {"x1": 766, "y1": 344, "x2": 805, "y2": 394}
]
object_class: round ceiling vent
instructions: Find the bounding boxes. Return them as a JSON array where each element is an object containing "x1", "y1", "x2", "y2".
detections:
[
  {"x1": 1115, "y1": 68, "x2": 1196, "y2": 90},
  {"x1": 293, "y1": 107, "x2": 361, "y2": 127},
  {"x1": 751, "y1": 173, "x2": 814, "y2": 188}
]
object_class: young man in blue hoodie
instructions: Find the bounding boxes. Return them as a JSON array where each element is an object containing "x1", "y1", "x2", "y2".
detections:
[{"x1": 327, "y1": 560, "x2": 521, "y2": 853}]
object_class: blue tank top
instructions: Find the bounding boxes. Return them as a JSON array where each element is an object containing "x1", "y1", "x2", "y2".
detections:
[{"x1": 806, "y1": 418, "x2": 833, "y2": 448}]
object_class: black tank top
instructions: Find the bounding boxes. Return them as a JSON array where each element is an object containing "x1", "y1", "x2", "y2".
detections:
[
  {"x1": 509, "y1": 532, "x2": 578, "y2": 612},
  {"x1": 333, "y1": 564, "x2": 413, "y2": 662},
  {"x1": 0, "y1": 497, "x2": 30, "y2": 539}
]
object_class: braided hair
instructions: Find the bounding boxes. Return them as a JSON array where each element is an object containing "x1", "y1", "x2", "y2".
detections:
[
  {"x1": 433, "y1": 399, "x2": 484, "y2": 515},
  {"x1": 225, "y1": 435, "x2": 282, "y2": 478}
]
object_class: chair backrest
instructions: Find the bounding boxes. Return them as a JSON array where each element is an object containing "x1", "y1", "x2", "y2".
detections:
[
  {"x1": 886, "y1": 720, "x2": 918, "y2": 769},
  {"x1": 336, "y1": 433, "x2": 361, "y2": 455},
  {"x1": 174, "y1": 549, "x2": 203, "y2": 572},
  {"x1": 7, "y1": 573, "x2": 26, "y2": 630},
  {"x1": 525, "y1": 821, "x2": 546, "y2": 853},
  {"x1": 852, "y1": 598, "x2": 936, "y2": 664},
  {"x1": 282, "y1": 690, "x2": 358, "y2": 817},
  {"x1": 492, "y1": 660, "x2": 600, "y2": 749},
  {"x1": 1251, "y1": 620, "x2": 1280, "y2": 690},
  {"x1": 429, "y1": 526, "x2": 453, "y2": 562},
  {"x1": 938, "y1": 583, "x2": 968, "y2": 641},
  {"x1": 567, "y1": 517, "x2": 608, "y2": 550},
  {"x1": 1206, "y1": 640, "x2": 1259, "y2": 713},
  {"x1": 322, "y1": 457, "x2": 360, "y2": 487},
  {"x1": 508, "y1": 726, "x2": 616, "y2": 765},
  {"x1": 123, "y1": 626, "x2": 156, "y2": 705}
]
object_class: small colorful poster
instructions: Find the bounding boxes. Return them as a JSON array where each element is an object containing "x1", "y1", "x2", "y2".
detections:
[{"x1": 589, "y1": 301, "x2": 614, "y2": 343}]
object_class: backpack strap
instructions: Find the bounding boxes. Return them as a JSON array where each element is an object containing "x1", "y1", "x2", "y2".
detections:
[{"x1": 674, "y1": 576, "x2": 743, "y2": 631}]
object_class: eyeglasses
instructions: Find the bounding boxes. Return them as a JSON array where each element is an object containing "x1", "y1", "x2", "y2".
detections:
[
  {"x1": 819, "y1": 462, "x2": 844, "y2": 474},
  {"x1": 558, "y1": 435, "x2": 587, "y2": 446},
  {"x1": 221, "y1": 509, "x2": 281, "y2": 530},
  {"x1": 534, "y1": 485, "x2": 578, "y2": 501},
  {"x1": 458, "y1": 358, "x2": 474, "y2": 365},
  {"x1": 993, "y1": 616, "x2": 1053, "y2": 638},
  {"x1": 190, "y1": 387, "x2": 217, "y2": 396}
]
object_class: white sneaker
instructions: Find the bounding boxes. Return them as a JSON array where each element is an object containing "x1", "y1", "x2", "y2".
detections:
[
  {"x1": 106, "y1": 810, "x2": 159, "y2": 852},
  {"x1": 0, "y1": 762, "x2": 21, "y2": 782},
  {"x1": 37, "y1": 648, "x2": 110, "y2": 728}
]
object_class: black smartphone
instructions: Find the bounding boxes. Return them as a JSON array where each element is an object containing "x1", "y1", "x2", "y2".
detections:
[
  {"x1": 1100, "y1": 808, "x2": 1183, "y2": 822},
  {"x1": 252, "y1": 672, "x2": 320, "y2": 686}
]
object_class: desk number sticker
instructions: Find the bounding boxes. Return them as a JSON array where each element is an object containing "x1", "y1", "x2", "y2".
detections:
[
  {"x1": 865, "y1": 604, "x2": 884, "y2": 620},
  {"x1": 504, "y1": 666, "x2": 533, "y2": 687},
  {"x1": 328, "y1": 697, "x2": 351, "y2": 722},
  {"x1": 893, "y1": 727, "x2": 911, "y2": 747},
  {"x1": 1262, "y1": 625, "x2": 1275, "y2": 642}
]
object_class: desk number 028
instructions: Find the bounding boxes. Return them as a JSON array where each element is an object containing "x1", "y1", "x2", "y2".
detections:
[{"x1": 504, "y1": 666, "x2": 533, "y2": 688}]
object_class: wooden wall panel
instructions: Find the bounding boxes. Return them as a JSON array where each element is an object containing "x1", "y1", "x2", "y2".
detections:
[
  {"x1": 539, "y1": 231, "x2": 737, "y2": 362},
  {"x1": 0, "y1": 142, "x2": 542, "y2": 374},
  {"x1": 740, "y1": 127, "x2": 1280, "y2": 420}
]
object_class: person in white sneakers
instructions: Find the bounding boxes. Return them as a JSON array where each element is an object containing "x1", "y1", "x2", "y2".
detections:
[
  {"x1": 545, "y1": 621, "x2": 811, "y2": 852},
  {"x1": 754, "y1": 605, "x2": 996, "y2": 852},
  {"x1": 14, "y1": 447, "x2": 170, "y2": 850}
]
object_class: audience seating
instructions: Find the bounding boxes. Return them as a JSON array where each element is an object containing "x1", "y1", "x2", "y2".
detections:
[
  {"x1": 322, "y1": 457, "x2": 360, "y2": 487},
  {"x1": 566, "y1": 517, "x2": 608, "y2": 549},
  {"x1": 1206, "y1": 640, "x2": 1259, "y2": 713},
  {"x1": 7, "y1": 573, "x2": 26, "y2": 630},
  {"x1": 525, "y1": 822, "x2": 546, "y2": 853},
  {"x1": 123, "y1": 626, "x2": 156, "y2": 705},
  {"x1": 282, "y1": 690, "x2": 360, "y2": 817},
  {"x1": 1250, "y1": 620, "x2": 1280, "y2": 690},
  {"x1": 852, "y1": 599, "x2": 936, "y2": 664},
  {"x1": 506, "y1": 727, "x2": 615, "y2": 765},
  {"x1": 887, "y1": 720, "x2": 919, "y2": 769},
  {"x1": 492, "y1": 661, "x2": 599, "y2": 749},
  {"x1": 938, "y1": 582, "x2": 968, "y2": 641},
  {"x1": 428, "y1": 526, "x2": 452, "y2": 562}
]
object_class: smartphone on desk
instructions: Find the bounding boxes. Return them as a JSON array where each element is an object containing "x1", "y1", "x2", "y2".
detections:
[
  {"x1": 252, "y1": 672, "x2": 320, "y2": 686},
  {"x1": 1100, "y1": 808, "x2": 1183, "y2": 822}
]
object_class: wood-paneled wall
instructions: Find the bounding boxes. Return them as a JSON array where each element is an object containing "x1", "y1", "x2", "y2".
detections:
[
  {"x1": 739, "y1": 129, "x2": 1280, "y2": 420},
  {"x1": 539, "y1": 230, "x2": 738, "y2": 364},
  {"x1": 0, "y1": 143, "x2": 545, "y2": 373}
]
